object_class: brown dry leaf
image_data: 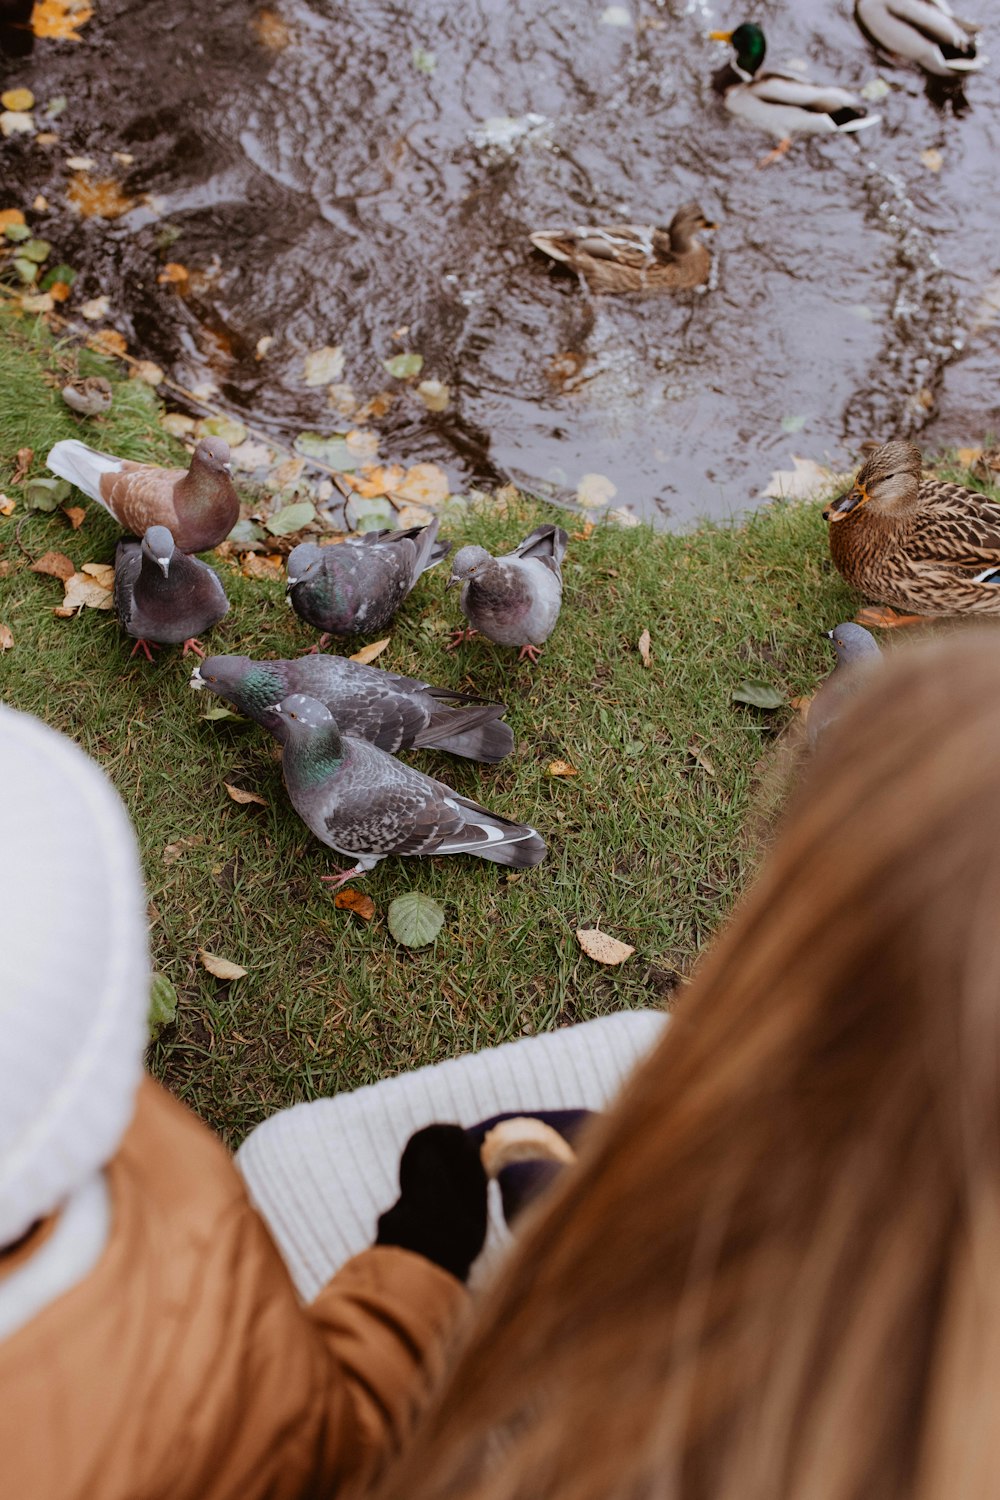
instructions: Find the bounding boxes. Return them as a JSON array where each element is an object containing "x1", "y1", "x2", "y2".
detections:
[
  {"x1": 66, "y1": 174, "x2": 134, "y2": 220},
  {"x1": 571, "y1": 520, "x2": 595, "y2": 541},
  {"x1": 0, "y1": 624, "x2": 13, "y2": 652},
  {"x1": 30, "y1": 549, "x2": 75, "y2": 581},
  {"x1": 0, "y1": 495, "x2": 15, "y2": 517},
  {"x1": 251, "y1": 7, "x2": 293, "y2": 48},
  {"x1": 31, "y1": 0, "x2": 93, "y2": 40},
  {"x1": 132, "y1": 359, "x2": 164, "y2": 386},
  {"x1": 392, "y1": 462, "x2": 449, "y2": 507},
  {"x1": 86, "y1": 329, "x2": 127, "y2": 359},
  {"x1": 162, "y1": 834, "x2": 204, "y2": 865},
  {"x1": 63, "y1": 504, "x2": 85, "y2": 529},
  {"x1": 223, "y1": 782, "x2": 267, "y2": 807},
  {"x1": 157, "y1": 262, "x2": 190, "y2": 285},
  {"x1": 53, "y1": 564, "x2": 114, "y2": 616},
  {"x1": 637, "y1": 628, "x2": 652, "y2": 668},
  {"x1": 334, "y1": 888, "x2": 376, "y2": 921},
  {"x1": 546, "y1": 759, "x2": 578, "y2": 778},
  {"x1": 575, "y1": 928, "x2": 635, "y2": 965},
  {"x1": 355, "y1": 390, "x2": 396, "y2": 422},
  {"x1": 12, "y1": 447, "x2": 32, "y2": 483},
  {"x1": 788, "y1": 694, "x2": 814, "y2": 720},
  {"x1": 49, "y1": 280, "x2": 72, "y2": 303},
  {"x1": 240, "y1": 551, "x2": 284, "y2": 581},
  {"x1": 956, "y1": 446, "x2": 983, "y2": 467},
  {"x1": 0, "y1": 208, "x2": 25, "y2": 230},
  {"x1": 349, "y1": 637, "x2": 390, "y2": 665},
  {"x1": 687, "y1": 737, "x2": 716, "y2": 778},
  {"x1": 198, "y1": 949, "x2": 247, "y2": 981}
]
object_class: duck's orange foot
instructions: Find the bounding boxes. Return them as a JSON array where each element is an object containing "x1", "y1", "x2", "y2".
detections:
[
  {"x1": 517, "y1": 643, "x2": 544, "y2": 664},
  {"x1": 129, "y1": 638, "x2": 160, "y2": 663},
  {"x1": 181, "y1": 638, "x2": 207, "y2": 659},
  {"x1": 757, "y1": 137, "x2": 792, "y2": 169},
  {"x1": 445, "y1": 627, "x2": 479, "y2": 652},
  {"x1": 854, "y1": 606, "x2": 927, "y2": 629}
]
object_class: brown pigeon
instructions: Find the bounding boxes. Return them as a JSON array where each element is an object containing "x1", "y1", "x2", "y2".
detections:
[{"x1": 46, "y1": 435, "x2": 239, "y2": 553}]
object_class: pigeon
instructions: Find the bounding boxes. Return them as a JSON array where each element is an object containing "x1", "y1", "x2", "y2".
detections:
[
  {"x1": 114, "y1": 524, "x2": 229, "y2": 661},
  {"x1": 286, "y1": 519, "x2": 451, "y2": 645},
  {"x1": 190, "y1": 652, "x2": 515, "y2": 761},
  {"x1": 46, "y1": 435, "x2": 239, "y2": 553},
  {"x1": 446, "y1": 524, "x2": 568, "y2": 663},
  {"x1": 61, "y1": 375, "x2": 113, "y2": 418},
  {"x1": 807, "y1": 622, "x2": 881, "y2": 746},
  {"x1": 269, "y1": 694, "x2": 546, "y2": 887}
]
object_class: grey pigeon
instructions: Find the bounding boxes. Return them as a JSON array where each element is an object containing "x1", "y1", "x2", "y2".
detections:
[
  {"x1": 47, "y1": 435, "x2": 238, "y2": 553},
  {"x1": 807, "y1": 622, "x2": 881, "y2": 746},
  {"x1": 446, "y1": 524, "x2": 568, "y2": 663},
  {"x1": 286, "y1": 519, "x2": 451, "y2": 645},
  {"x1": 114, "y1": 524, "x2": 229, "y2": 662},
  {"x1": 190, "y1": 652, "x2": 514, "y2": 762},
  {"x1": 269, "y1": 694, "x2": 546, "y2": 887}
]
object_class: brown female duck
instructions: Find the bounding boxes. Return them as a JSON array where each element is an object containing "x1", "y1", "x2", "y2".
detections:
[
  {"x1": 825, "y1": 439, "x2": 1000, "y2": 621},
  {"x1": 529, "y1": 202, "x2": 715, "y2": 294}
]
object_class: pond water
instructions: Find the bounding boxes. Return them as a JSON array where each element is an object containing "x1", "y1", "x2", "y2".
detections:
[{"x1": 2, "y1": 0, "x2": 998, "y2": 524}]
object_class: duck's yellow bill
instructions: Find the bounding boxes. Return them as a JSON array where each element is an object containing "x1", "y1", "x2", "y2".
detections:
[{"x1": 709, "y1": 30, "x2": 733, "y2": 42}]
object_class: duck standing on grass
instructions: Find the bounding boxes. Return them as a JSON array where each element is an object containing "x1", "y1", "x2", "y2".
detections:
[
  {"x1": 709, "y1": 22, "x2": 881, "y2": 164},
  {"x1": 529, "y1": 203, "x2": 716, "y2": 295},
  {"x1": 446, "y1": 525, "x2": 568, "y2": 664},
  {"x1": 854, "y1": 0, "x2": 982, "y2": 78},
  {"x1": 825, "y1": 440, "x2": 1000, "y2": 625}
]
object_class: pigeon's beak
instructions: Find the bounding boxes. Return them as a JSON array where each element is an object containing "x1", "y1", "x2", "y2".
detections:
[
  {"x1": 823, "y1": 629, "x2": 835, "y2": 641},
  {"x1": 156, "y1": 556, "x2": 171, "y2": 578},
  {"x1": 222, "y1": 462, "x2": 233, "y2": 475},
  {"x1": 445, "y1": 574, "x2": 459, "y2": 591},
  {"x1": 823, "y1": 483, "x2": 868, "y2": 523},
  {"x1": 189, "y1": 666, "x2": 205, "y2": 689},
  {"x1": 709, "y1": 29, "x2": 733, "y2": 42}
]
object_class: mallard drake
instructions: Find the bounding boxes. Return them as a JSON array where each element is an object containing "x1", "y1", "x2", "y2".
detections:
[
  {"x1": 709, "y1": 23, "x2": 881, "y2": 160},
  {"x1": 855, "y1": 0, "x2": 982, "y2": 77},
  {"x1": 825, "y1": 440, "x2": 1000, "y2": 620},
  {"x1": 529, "y1": 202, "x2": 715, "y2": 294}
]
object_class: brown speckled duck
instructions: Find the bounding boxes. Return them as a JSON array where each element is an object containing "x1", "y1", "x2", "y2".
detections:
[
  {"x1": 825, "y1": 440, "x2": 1000, "y2": 622},
  {"x1": 529, "y1": 202, "x2": 715, "y2": 294}
]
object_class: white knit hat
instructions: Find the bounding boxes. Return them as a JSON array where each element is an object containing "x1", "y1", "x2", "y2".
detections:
[{"x1": 0, "y1": 704, "x2": 149, "y2": 1246}]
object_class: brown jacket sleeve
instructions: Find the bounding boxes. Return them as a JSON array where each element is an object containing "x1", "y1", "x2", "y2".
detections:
[{"x1": 0, "y1": 1077, "x2": 467, "y2": 1500}]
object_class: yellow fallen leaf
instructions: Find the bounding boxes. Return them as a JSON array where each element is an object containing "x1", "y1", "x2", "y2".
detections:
[
  {"x1": 0, "y1": 208, "x2": 25, "y2": 229},
  {"x1": 240, "y1": 552, "x2": 284, "y2": 580},
  {"x1": 35, "y1": 132, "x2": 59, "y2": 146},
  {"x1": 576, "y1": 472, "x2": 618, "y2": 509},
  {"x1": 79, "y1": 294, "x2": 110, "y2": 321},
  {"x1": 789, "y1": 694, "x2": 814, "y2": 720},
  {"x1": 394, "y1": 503, "x2": 435, "y2": 529},
  {"x1": 87, "y1": 329, "x2": 127, "y2": 358},
  {"x1": 31, "y1": 0, "x2": 93, "y2": 40},
  {"x1": 571, "y1": 520, "x2": 595, "y2": 541},
  {"x1": 198, "y1": 949, "x2": 247, "y2": 981},
  {"x1": 255, "y1": 334, "x2": 274, "y2": 360},
  {"x1": 223, "y1": 782, "x2": 267, "y2": 807},
  {"x1": 345, "y1": 427, "x2": 380, "y2": 460},
  {"x1": 334, "y1": 888, "x2": 376, "y2": 920},
  {"x1": 63, "y1": 504, "x2": 85, "y2": 529},
  {"x1": 343, "y1": 463, "x2": 405, "y2": 499},
  {"x1": 49, "y1": 280, "x2": 71, "y2": 303},
  {"x1": 350, "y1": 636, "x2": 390, "y2": 665},
  {"x1": 302, "y1": 344, "x2": 345, "y2": 385},
  {"x1": 132, "y1": 359, "x2": 164, "y2": 385},
  {"x1": 638, "y1": 628, "x2": 651, "y2": 668},
  {"x1": 160, "y1": 412, "x2": 196, "y2": 437},
  {"x1": 416, "y1": 378, "x2": 449, "y2": 412},
  {"x1": 271, "y1": 455, "x2": 305, "y2": 489},
  {"x1": 66, "y1": 175, "x2": 134, "y2": 220},
  {"x1": 0, "y1": 495, "x2": 15, "y2": 517},
  {"x1": 957, "y1": 446, "x2": 983, "y2": 467},
  {"x1": 0, "y1": 624, "x2": 13, "y2": 652},
  {"x1": 2, "y1": 89, "x2": 34, "y2": 112},
  {"x1": 30, "y1": 549, "x2": 75, "y2": 581},
  {"x1": 82, "y1": 561, "x2": 114, "y2": 585},
  {"x1": 575, "y1": 928, "x2": 635, "y2": 965},
  {"x1": 546, "y1": 759, "x2": 578, "y2": 778},
  {"x1": 392, "y1": 462, "x2": 449, "y2": 507},
  {"x1": 920, "y1": 147, "x2": 944, "y2": 173},
  {"x1": 158, "y1": 261, "x2": 190, "y2": 284},
  {"x1": 53, "y1": 565, "x2": 114, "y2": 616},
  {"x1": 252, "y1": 7, "x2": 293, "y2": 49},
  {"x1": 20, "y1": 292, "x2": 54, "y2": 313}
]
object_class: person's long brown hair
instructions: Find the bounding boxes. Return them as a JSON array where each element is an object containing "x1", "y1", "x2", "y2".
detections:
[{"x1": 373, "y1": 631, "x2": 1000, "y2": 1500}]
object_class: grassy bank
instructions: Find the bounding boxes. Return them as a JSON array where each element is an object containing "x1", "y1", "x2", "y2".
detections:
[{"x1": 0, "y1": 306, "x2": 866, "y2": 1142}]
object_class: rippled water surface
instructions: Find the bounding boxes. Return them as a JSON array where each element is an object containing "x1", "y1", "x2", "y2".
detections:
[{"x1": 2, "y1": 0, "x2": 998, "y2": 522}]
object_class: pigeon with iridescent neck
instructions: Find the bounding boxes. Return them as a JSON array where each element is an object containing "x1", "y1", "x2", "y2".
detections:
[
  {"x1": 46, "y1": 436, "x2": 238, "y2": 552},
  {"x1": 270, "y1": 694, "x2": 545, "y2": 888},
  {"x1": 114, "y1": 525, "x2": 229, "y2": 662},
  {"x1": 191, "y1": 652, "x2": 514, "y2": 761},
  {"x1": 446, "y1": 524, "x2": 568, "y2": 663}
]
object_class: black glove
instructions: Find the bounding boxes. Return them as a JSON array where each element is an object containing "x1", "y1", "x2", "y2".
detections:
[{"x1": 376, "y1": 1123, "x2": 488, "y2": 1283}]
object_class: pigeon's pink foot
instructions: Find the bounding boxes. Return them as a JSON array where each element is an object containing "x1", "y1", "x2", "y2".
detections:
[
  {"x1": 319, "y1": 865, "x2": 367, "y2": 891},
  {"x1": 300, "y1": 634, "x2": 332, "y2": 656},
  {"x1": 445, "y1": 627, "x2": 479, "y2": 652},
  {"x1": 129, "y1": 638, "x2": 160, "y2": 663},
  {"x1": 181, "y1": 637, "x2": 207, "y2": 659},
  {"x1": 517, "y1": 643, "x2": 544, "y2": 664}
]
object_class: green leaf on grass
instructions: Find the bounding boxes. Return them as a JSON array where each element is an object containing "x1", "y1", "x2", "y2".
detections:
[
  {"x1": 412, "y1": 46, "x2": 437, "y2": 74},
  {"x1": 382, "y1": 352, "x2": 424, "y2": 380},
  {"x1": 148, "y1": 973, "x2": 178, "y2": 1037},
  {"x1": 226, "y1": 518, "x2": 266, "y2": 548},
  {"x1": 731, "y1": 680, "x2": 785, "y2": 710},
  {"x1": 294, "y1": 432, "x2": 357, "y2": 471},
  {"x1": 3, "y1": 222, "x2": 30, "y2": 242},
  {"x1": 266, "y1": 501, "x2": 316, "y2": 536},
  {"x1": 387, "y1": 891, "x2": 445, "y2": 948},
  {"x1": 200, "y1": 704, "x2": 242, "y2": 721},
  {"x1": 24, "y1": 477, "x2": 71, "y2": 510},
  {"x1": 199, "y1": 413, "x2": 247, "y2": 447},
  {"x1": 20, "y1": 238, "x2": 51, "y2": 263},
  {"x1": 11, "y1": 257, "x2": 38, "y2": 284}
]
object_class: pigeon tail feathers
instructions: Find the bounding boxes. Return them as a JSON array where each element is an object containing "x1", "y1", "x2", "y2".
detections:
[
  {"x1": 47, "y1": 439, "x2": 123, "y2": 509},
  {"x1": 414, "y1": 704, "x2": 515, "y2": 762}
]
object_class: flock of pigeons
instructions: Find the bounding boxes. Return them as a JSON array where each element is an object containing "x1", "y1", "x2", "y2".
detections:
[{"x1": 44, "y1": 434, "x2": 567, "y2": 886}]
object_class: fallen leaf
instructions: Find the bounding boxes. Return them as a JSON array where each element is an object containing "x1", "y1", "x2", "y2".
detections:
[
  {"x1": 160, "y1": 412, "x2": 196, "y2": 437},
  {"x1": 577, "y1": 472, "x2": 618, "y2": 509},
  {"x1": 200, "y1": 704, "x2": 241, "y2": 721},
  {"x1": 781, "y1": 413, "x2": 807, "y2": 433},
  {"x1": 198, "y1": 413, "x2": 247, "y2": 447},
  {"x1": 111, "y1": 150, "x2": 134, "y2": 165},
  {"x1": 416, "y1": 378, "x2": 449, "y2": 411},
  {"x1": 0, "y1": 624, "x2": 13, "y2": 652},
  {"x1": 162, "y1": 835, "x2": 203, "y2": 864},
  {"x1": 252, "y1": 7, "x2": 293, "y2": 50},
  {"x1": 344, "y1": 427, "x2": 380, "y2": 460},
  {"x1": 546, "y1": 759, "x2": 578, "y2": 777},
  {"x1": 62, "y1": 504, "x2": 85, "y2": 529},
  {"x1": 393, "y1": 462, "x2": 449, "y2": 506},
  {"x1": 394, "y1": 502, "x2": 435, "y2": 528},
  {"x1": 223, "y1": 782, "x2": 267, "y2": 807},
  {"x1": 79, "y1": 294, "x2": 110, "y2": 320},
  {"x1": 957, "y1": 446, "x2": 983, "y2": 467},
  {"x1": 303, "y1": 344, "x2": 346, "y2": 385},
  {"x1": 348, "y1": 636, "x2": 391, "y2": 665},
  {"x1": 30, "y1": 549, "x2": 75, "y2": 581},
  {"x1": 31, "y1": 1, "x2": 94, "y2": 43},
  {"x1": 761, "y1": 455, "x2": 839, "y2": 501},
  {"x1": 24, "y1": 476, "x2": 70, "y2": 511},
  {"x1": 0, "y1": 495, "x2": 14, "y2": 516},
  {"x1": 687, "y1": 737, "x2": 717, "y2": 777},
  {"x1": 148, "y1": 973, "x2": 178, "y2": 1036},
  {"x1": 600, "y1": 4, "x2": 632, "y2": 24},
  {"x1": 732, "y1": 679, "x2": 785, "y2": 710},
  {"x1": 343, "y1": 462, "x2": 406, "y2": 498},
  {"x1": 32, "y1": 194, "x2": 48, "y2": 211},
  {"x1": 0, "y1": 210, "x2": 25, "y2": 230},
  {"x1": 12, "y1": 446, "x2": 32, "y2": 483},
  {"x1": 0, "y1": 111, "x2": 35, "y2": 138},
  {"x1": 53, "y1": 564, "x2": 114, "y2": 616},
  {"x1": 64, "y1": 154, "x2": 96, "y2": 171},
  {"x1": 571, "y1": 519, "x2": 595, "y2": 540},
  {"x1": 334, "y1": 888, "x2": 376, "y2": 920},
  {"x1": 2, "y1": 88, "x2": 34, "y2": 111},
  {"x1": 230, "y1": 439, "x2": 276, "y2": 472},
  {"x1": 920, "y1": 147, "x2": 944, "y2": 173},
  {"x1": 198, "y1": 949, "x2": 247, "y2": 981},
  {"x1": 49, "y1": 280, "x2": 72, "y2": 302},
  {"x1": 35, "y1": 131, "x2": 58, "y2": 146},
  {"x1": 789, "y1": 694, "x2": 814, "y2": 719},
  {"x1": 157, "y1": 261, "x2": 189, "y2": 284},
  {"x1": 271, "y1": 454, "x2": 307, "y2": 488},
  {"x1": 861, "y1": 76, "x2": 891, "y2": 100},
  {"x1": 240, "y1": 551, "x2": 284, "y2": 580},
  {"x1": 87, "y1": 329, "x2": 127, "y2": 358},
  {"x1": 575, "y1": 927, "x2": 635, "y2": 965},
  {"x1": 638, "y1": 628, "x2": 652, "y2": 668},
  {"x1": 131, "y1": 359, "x2": 164, "y2": 385},
  {"x1": 387, "y1": 891, "x2": 445, "y2": 948},
  {"x1": 66, "y1": 175, "x2": 134, "y2": 220},
  {"x1": 19, "y1": 290, "x2": 54, "y2": 314},
  {"x1": 294, "y1": 432, "x2": 356, "y2": 470},
  {"x1": 412, "y1": 45, "x2": 436, "y2": 73},
  {"x1": 383, "y1": 351, "x2": 423, "y2": 380}
]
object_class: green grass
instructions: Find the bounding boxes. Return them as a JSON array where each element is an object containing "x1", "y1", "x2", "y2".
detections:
[{"x1": 0, "y1": 305, "x2": 870, "y2": 1142}]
